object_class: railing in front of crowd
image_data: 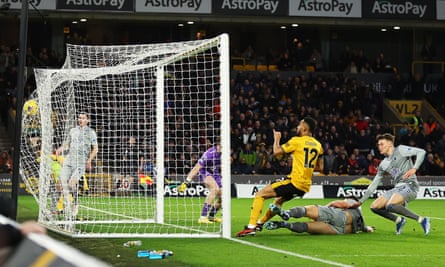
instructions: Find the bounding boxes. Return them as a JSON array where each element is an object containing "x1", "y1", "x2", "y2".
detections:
[{"x1": 411, "y1": 60, "x2": 445, "y2": 75}]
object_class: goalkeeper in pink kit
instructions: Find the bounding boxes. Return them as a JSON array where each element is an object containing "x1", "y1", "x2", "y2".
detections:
[{"x1": 178, "y1": 144, "x2": 222, "y2": 224}]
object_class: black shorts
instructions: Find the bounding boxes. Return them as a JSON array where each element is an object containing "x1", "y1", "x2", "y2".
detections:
[{"x1": 271, "y1": 178, "x2": 306, "y2": 201}]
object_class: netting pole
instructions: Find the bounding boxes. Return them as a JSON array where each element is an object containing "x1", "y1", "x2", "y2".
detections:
[
  {"x1": 220, "y1": 34, "x2": 231, "y2": 238},
  {"x1": 155, "y1": 65, "x2": 165, "y2": 224},
  {"x1": 11, "y1": 0, "x2": 29, "y2": 220}
]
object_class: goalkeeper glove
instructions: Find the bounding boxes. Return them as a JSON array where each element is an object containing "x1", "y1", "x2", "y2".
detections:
[{"x1": 177, "y1": 181, "x2": 190, "y2": 193}]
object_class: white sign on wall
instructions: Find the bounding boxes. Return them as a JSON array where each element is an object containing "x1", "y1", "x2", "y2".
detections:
[{"x1": 417, "y1": 186, "x2": 445, "y2": 199}]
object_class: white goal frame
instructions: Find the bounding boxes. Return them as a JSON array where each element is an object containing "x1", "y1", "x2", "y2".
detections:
[{"x1": 20, "y1": 34, "x2": 231, "y2": 238}]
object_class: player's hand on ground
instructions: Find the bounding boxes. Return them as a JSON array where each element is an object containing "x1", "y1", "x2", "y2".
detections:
[
  {"x1": 366, "y1": 226, "x2": 375, "y2": 233},
  {"x1": 177, "y1": 182, "x2": 189, "y2": 193}
]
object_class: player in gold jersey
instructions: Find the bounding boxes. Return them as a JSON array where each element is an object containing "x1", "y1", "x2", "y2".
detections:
[{"x1": 236, "y1": 116, "x2": 323, "y2": 237}]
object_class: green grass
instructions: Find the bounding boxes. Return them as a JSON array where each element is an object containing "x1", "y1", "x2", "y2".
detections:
[{"x1": 17, "y1": 196, "x2": 444, "y2": 267}]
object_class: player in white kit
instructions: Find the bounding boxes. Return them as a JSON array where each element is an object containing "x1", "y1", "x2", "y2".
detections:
[{"x1": 352, "y1": 133, "x2": 430, "y2": 235}]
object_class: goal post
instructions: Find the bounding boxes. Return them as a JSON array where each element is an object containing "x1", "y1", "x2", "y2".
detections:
[{"x1": 20, "y1": 34, "x2": 231, "y2": 238}]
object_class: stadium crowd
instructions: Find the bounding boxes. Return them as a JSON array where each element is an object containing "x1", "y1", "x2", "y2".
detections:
[
  {"x1": 228, "y1": 71, "x2": 445, "y2": 176},
  {"x1": 1, "y1": 41, "x2": 445, "y2": 176}
]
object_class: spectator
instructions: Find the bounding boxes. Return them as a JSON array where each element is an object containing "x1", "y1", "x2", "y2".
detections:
[
  {"x1": 352, "y1": 148, "x2": 368, "y2": 172},
  {"x1": 335, "y1": 152, "x2": 349, "y2": 175},
  {"x1": 255, "y1": 142, "x2": 271, "y2": 170},
  {"x1": 422, "y1": 153, "x2": 441, "y2": 175},
  {"x1": 0, "y1": 150, "x2": 12, "y2": 173},
  {"x1": 423, "y1": 116, "x2": 437, "y2": 136},
  {"x1": 239, "y1": 143, "x2": 257, "y2": 167},
  {"x1": 368, "y1": 157, "x2": 380, "y2": 176},
  {"x1": 277, "y1": 51, "x2": 293, "y2": 71},
  {"x1": 323, "y1": 148, "x2": 337, "y2": 175},
  {"x1": 258, "y1": 160, "x2": 275, "y2": 175},
  {"x1": 308, "y1": 48, "x2": 324, "y2": 71},
  {"x1": 232, "y1": 157, "x2": 255, "y2": 175},
  {"x1": 274, "y1": 158, "x2": 291, "y2": 176},
  {"x1": 347, "y1": 153, "x2": 363, "y2": 175},
  {"x1": 409, "y1": 110, "x2": 424, "y2": 134}
]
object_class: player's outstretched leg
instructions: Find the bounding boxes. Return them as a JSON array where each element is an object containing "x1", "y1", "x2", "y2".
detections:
[
  {"x1": 264, "y1": 221, "x2": 289, "y2": 230},
  {"x1": 269, "y1": 203, "x2": 290, "y2": 220}
]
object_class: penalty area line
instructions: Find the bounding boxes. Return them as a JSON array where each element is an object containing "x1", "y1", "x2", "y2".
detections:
[{"x1": 229, "y1": 238, "x2": 353, "y2": 267}]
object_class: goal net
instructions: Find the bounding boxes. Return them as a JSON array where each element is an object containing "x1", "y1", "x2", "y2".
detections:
[{"x1": 20, "y1": 34, "x2": 231, "y2": 238}]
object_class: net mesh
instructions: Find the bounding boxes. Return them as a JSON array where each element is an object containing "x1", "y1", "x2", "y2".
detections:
[{"x1": 20, "y1": 34, "x2": 229, "y2": 237}]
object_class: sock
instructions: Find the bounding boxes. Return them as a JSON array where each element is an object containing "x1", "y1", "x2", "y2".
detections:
[
  {"x1": 371, "y1": 207, "x2": 398, "y2": 222},
  {"x1": 248, "y1": 196, "x2": 264, "y2": 227},
  {"x1": 288, "y1": 222, "x2": 308, "y2": 233},
  {"x1": 259, "y1": 208, "x2": 274, "y2": 224},
  {"x1": 288, "y1": 207, "x2": 306, "y2": 218},
  {"x1": 386, "y1": 204, "x2": 420, "y2": 221},
  {"x1": 201, "y1": 203, "x2": 211, "y2": 217},
  {"x1": 72, "y1": 189, "x2": 78, "y2": 205},
  {"x1": 208, "y1": 206, "x2": 220, "y2": 218}
]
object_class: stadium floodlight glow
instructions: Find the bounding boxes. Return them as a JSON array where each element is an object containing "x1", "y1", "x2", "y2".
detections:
[
  {"x1": 21, "y1": 34, "x2": 231, "y2": 238},
  {"x1": 187, "y1": 21, "x2": 194, "y2": 24},
  {"x1": 72, "y1": 20, "x2": 78, "y2": 24},
  {"x1": 80, "y1": 18, "x2": 87, "y2": 22},
  {"x1": 280, "y1": 26, "x2": 286, "y2": 29},
  {"x1": 381, "y1": 28, "x2": 387, "y2": 32},
  {"x1": 393, "y1": 26, "x2": 400, "y2": 30},
  {"x1": 178, "y1": 23, "x2": 184, "y2": 27},
  {"x1": 291, "y1": 23, "x2": 299, "y2": 27}
]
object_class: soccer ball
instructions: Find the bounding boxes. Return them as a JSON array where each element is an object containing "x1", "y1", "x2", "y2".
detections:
[{"x1": 23, "y1": 99, "x2": 39, "y2": 116}]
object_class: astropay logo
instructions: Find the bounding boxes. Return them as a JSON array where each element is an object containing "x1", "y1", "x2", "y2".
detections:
[
  {"x1": 336, "y1": 186, "x2": 385, "y2": 198},
  {"x1": 371, "y1": 0, "x2": 427, "y2": 18},
  {"x1": 423, "y1": 187, "x2": 445, "y2": 198},
  {"x1": 220, "y1": 0, "x2": 279, "y2": 14},
  {"x1": 296, "y1": 0, "x2": 354, "y2": 15}
]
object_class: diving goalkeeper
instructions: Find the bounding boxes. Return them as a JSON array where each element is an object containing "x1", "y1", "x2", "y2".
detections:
[
  {"x1": 177, "y1": 144, "x2": 222, "y2": 224},
  {"x1": 265, "y1": 197, "x2": 375, "y2": 235}
]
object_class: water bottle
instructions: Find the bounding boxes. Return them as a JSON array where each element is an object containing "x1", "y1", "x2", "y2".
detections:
[
  {"x1": 137, "y1": 250, "x2": 173, "y2": 259},
  {"x1": 123, "y1": 240, "x2": 142, "y2": 247}
]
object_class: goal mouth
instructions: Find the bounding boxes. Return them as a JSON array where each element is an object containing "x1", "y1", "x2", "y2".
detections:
[{"x1": 20, "y1": 34, "x2": 231, "y2": 238}]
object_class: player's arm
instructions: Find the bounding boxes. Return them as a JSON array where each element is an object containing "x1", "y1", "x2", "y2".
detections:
[
  {"x1": 178, "y1": 162, "x2": 203, "y2": 192},
  {"x1": 56, "y1": 143, "x2": 69, "y2": 156},
  {"x1": 327, "y1": 200, "x2": 351, "y2": 209},
  {"x1": 272, "y1": 129, "x2": 284, "y2": 157},
  {"x1": 86, "y1": 144, "x2": 98, "y2": 171},
  {"x1": 56, "y1": 130, "x2": 72, "y2": 155},
  {"x1": 87, "y1": 144, "x2": 99, "y2": 163},
  {"x1": 399, "y1": 145, "x2": 426, "y2": 179},
  {"x1": 358, "y1": 170, "x2": 383, "y2": 204}
]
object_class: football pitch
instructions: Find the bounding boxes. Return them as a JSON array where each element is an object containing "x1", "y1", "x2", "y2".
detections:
[{"x1": 17, "y1": 196, "x2": 444, "y2": 267}]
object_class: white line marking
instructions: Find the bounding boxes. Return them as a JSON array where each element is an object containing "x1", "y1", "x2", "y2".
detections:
[
  {"x1": 430, "y1": 216, "x2": 445, "y2": 221},
  {"x1": 229, "y1": 238, "x2": 353, "y2": 267}
]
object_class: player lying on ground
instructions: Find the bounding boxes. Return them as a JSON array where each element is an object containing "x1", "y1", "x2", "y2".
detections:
[{"x1": 264, "y1": 197, "x2": 374, "y2": 234}]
